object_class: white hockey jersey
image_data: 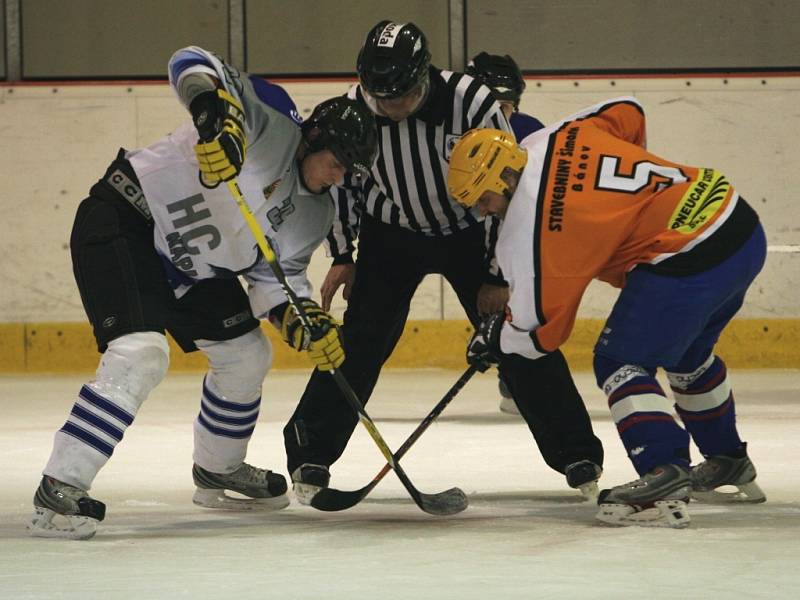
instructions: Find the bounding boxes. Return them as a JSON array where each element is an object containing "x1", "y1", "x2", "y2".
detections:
[{"x1": 127, "y1": 47, "x2": 333, "y2": 318}]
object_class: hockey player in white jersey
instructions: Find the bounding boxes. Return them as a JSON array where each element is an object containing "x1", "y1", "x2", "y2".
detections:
[{"x1": 28, "y1": 46, "x2": 378, "y2": 540}]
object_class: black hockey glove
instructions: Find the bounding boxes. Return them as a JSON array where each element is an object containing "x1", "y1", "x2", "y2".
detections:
[
  {"x1": 466, "y1": 312, "x2": 505, "y2": 372},
  {"x1": 190, "y1": 88, "x2": 247, "y2": 188}
]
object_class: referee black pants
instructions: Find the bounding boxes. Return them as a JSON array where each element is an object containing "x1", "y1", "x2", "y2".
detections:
[{"x1": 284, "y1": 216, "x2": 603, "y2": 475}]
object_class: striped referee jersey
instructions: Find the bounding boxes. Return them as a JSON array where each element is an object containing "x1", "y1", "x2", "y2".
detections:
[{"x1": 326, "y1": 67, "x2": 512, "y2": 274}]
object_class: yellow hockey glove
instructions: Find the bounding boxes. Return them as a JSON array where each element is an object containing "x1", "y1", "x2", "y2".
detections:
[
  {"x1": 276, "y1": 299, "x2": 344, "y2": 371},
  {"x1": 279, "y1": 299, "x2": 336, "y2": 350},
  {"x1": 307, "y1": 321, "x2": 345, "y2": 372},
  {"x1": 190, "y1": 89, "x2": 247, "y2": 188}
]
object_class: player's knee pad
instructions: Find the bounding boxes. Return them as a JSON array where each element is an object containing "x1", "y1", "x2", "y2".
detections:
[
  {"x1": 667, "y1": 354, "x2": 731, "y2": 412},
  {"x1": 594, "y1": 358, "x2": 668, "y2": 415},
  {"x1": 197, "y1": 328, "x2": 272, "y2": 402},
  {"x1": 593, "y1": 355, "x2": 653, "y2": 392},
  {"x1": 92, "y1": 332, "x2": 170, "y2": 413}
]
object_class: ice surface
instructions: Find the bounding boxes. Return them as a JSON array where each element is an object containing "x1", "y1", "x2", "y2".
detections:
[{"x1": 1, "y1": 369, "x2": 798, "y2": 599}]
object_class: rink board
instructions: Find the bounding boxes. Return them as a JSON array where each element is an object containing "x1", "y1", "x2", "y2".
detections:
[{"x1": 0, "y1": 318, "x2": 797, "y2": 373}]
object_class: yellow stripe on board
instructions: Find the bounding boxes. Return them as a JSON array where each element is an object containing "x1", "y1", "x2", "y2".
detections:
[{"x1": 0, "y1": 319, "x2": 798, "y2": 373}]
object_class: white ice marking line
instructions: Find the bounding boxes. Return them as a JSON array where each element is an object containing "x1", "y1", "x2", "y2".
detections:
[{"x1": 767, "y1": 245, "x2": 800, "y2": 253}]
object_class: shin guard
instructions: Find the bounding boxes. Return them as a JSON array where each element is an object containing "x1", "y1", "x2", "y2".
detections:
[{"x1": 668, "y1": 354, "x2": 743, "y2": 457}]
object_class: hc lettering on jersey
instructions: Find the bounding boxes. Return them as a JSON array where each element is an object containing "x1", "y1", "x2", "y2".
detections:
[
  {"x1": 167, "y1": 195, "x2": 222, "y2": 252},
  {"x1": 378, "y1": 22, "x2": 405, "y2": 47},
  {"x1": 164, "y1": 194, "x2": 224, "y2": 276}
]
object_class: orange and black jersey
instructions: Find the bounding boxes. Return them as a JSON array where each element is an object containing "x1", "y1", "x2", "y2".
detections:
[{"x1": 496, "y1": 96, "x2": 759, "y2": 360}]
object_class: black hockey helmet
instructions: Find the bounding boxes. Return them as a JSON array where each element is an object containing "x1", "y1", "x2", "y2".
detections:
[
  {"x1": 357, "y1": 21, "x2": 431, "y2": 99},
  {"x1": 301, "y1": 97, "x2": 378, "y2": 174},
  {"x1": 466, "y1": 52, "x2": 526, "y2": 109}
]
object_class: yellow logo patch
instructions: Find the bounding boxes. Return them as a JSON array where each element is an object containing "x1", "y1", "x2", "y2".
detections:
[{"x1": 668, "y1": 168, "x2": 729, "y2": 233}]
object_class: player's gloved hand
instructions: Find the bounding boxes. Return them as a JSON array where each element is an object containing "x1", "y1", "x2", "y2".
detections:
[
  {"x1": 279, "y1": 299, "x2": 336, "y2": 350},
  {"x1": 190, "y1": 88, "x2": 247, "y2": 188},
  {"x1": 278, "y1": 299, "x2": 345, "y2": 371},
  {"x1": 307, "y1": 320, "x2": 345, "y2": 372},
  {"x1": 467, "y1": 312, "x2": 505, "y2": 372}
]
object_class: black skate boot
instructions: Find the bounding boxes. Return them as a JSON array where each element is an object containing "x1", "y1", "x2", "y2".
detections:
[
  {"x1": 291, "y1": 463, "x2": 331, "y2": 505},
  {"x1": 565, "y1": 460, "x2": 603, "y2": 501},
  {"x1": 192, "y1": 463, "x2": 289, "y2": 511},
  {"x1": 596, "y1": 464, "x2": 692, "y2": 528},
  {"x1": 28, "y1": 476, "x2": 106, "y2": 540}
]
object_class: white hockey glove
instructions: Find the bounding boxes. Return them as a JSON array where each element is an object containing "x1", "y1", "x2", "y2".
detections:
[
  {"x1": 190, "y1": 88, "x2": 247, "y2": 188},
  {"x1": 467, "y1": 312, "x2": 505, "y2": 372}
]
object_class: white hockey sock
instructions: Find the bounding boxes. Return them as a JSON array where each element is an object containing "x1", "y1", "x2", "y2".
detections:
[
  {"x1": 43, "y1": 332, "x2": 169, "y2": 490},
  {"x1": 193, "y1": 330, "x2": 271, "y2": 474}
]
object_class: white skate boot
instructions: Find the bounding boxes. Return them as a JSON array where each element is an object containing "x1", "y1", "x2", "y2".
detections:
[
  {"x1": 28, "y1": 476, "x2": 106, "y2": 540},
  {"x1": 192, "y1": 463, "x2": 289, "y2": 511},
  {"x1": 691, "y1": 444, "x2": 766, "y2": 504},
  {"x1": 596, "y1": 464, "x2": 692, "y2": 528},
  {"x1": 291, "y1": 463, "x2": 331, "y2": 505}
]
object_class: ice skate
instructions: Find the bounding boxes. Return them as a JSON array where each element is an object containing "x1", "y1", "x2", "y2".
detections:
[
  {"x1": 596, "y1": 464, "x2": 692, "y2": 528},
  {"x1": 192, "y1": 463, "x2": 289, "y2": 511},
  {"x1": 565, "y1": 460, "x2": 602, "y2": 501},
  {"x1": 691, "y1": 444, "x2": 766, "y2": 504},
  {"x1": 28, "y1": 476, "x2": 106, "y2": 540},
  {"x1": 291, "y1": 463, "x2": 331, "y2": 505}
]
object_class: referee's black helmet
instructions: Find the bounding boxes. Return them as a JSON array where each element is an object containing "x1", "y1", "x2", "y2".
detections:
[{"x1": 357, "y1": 21, "x2": 431, "y2": 99}]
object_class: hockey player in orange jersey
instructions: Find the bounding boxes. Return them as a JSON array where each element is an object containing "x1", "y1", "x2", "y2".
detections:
[{"x1": 447, "y1": 96, "x2": 767, "y2": 528}]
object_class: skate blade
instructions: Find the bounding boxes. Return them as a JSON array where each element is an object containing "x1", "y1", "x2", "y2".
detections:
[
  {"x1": 692, "y1": 481, "x2": 766, "y2": 504},
  {"x1": 596, "y1": 500, "x2": 690, "y2": 528},
  {"x1": 193, "y1": 488, "x2": 290, "y2": 511},
  {"x1": 292, "y1": 482, "x2": 323, "y2": 506},
  {"x1": 578, "y1": 481, "x2": 599, "y2": 502},
  {"x1": 28, "y1": 507, "x2": 98, "y2": 540}
]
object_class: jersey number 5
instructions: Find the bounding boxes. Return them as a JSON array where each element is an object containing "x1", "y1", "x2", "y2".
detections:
[{"x1": 596, "y1": 155, "x2": 687, "y2": 193}]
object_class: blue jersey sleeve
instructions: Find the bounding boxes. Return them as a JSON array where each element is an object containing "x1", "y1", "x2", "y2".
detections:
[
  {"x1": 168, "y1": 47, "x2": 218, "y2": 84},
  {"x1": 248, "y1": 76, "x2": 303, "y2": 125},
  {"x1": 510, "y1": 112, "x2": 545, "y2": 142}
]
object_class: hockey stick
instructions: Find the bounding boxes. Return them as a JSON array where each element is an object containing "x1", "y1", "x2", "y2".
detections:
[
  {"x1": 311, "y1": 364, "x2": 478, "y2": 511},
  {"x1": 226, "y1": 180, "x2": 467, "y2": 516}
]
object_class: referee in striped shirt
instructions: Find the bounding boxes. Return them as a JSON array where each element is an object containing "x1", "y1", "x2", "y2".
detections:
[{"x1": 285, "y1": 21, "x2": 604, "y2": 500}]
